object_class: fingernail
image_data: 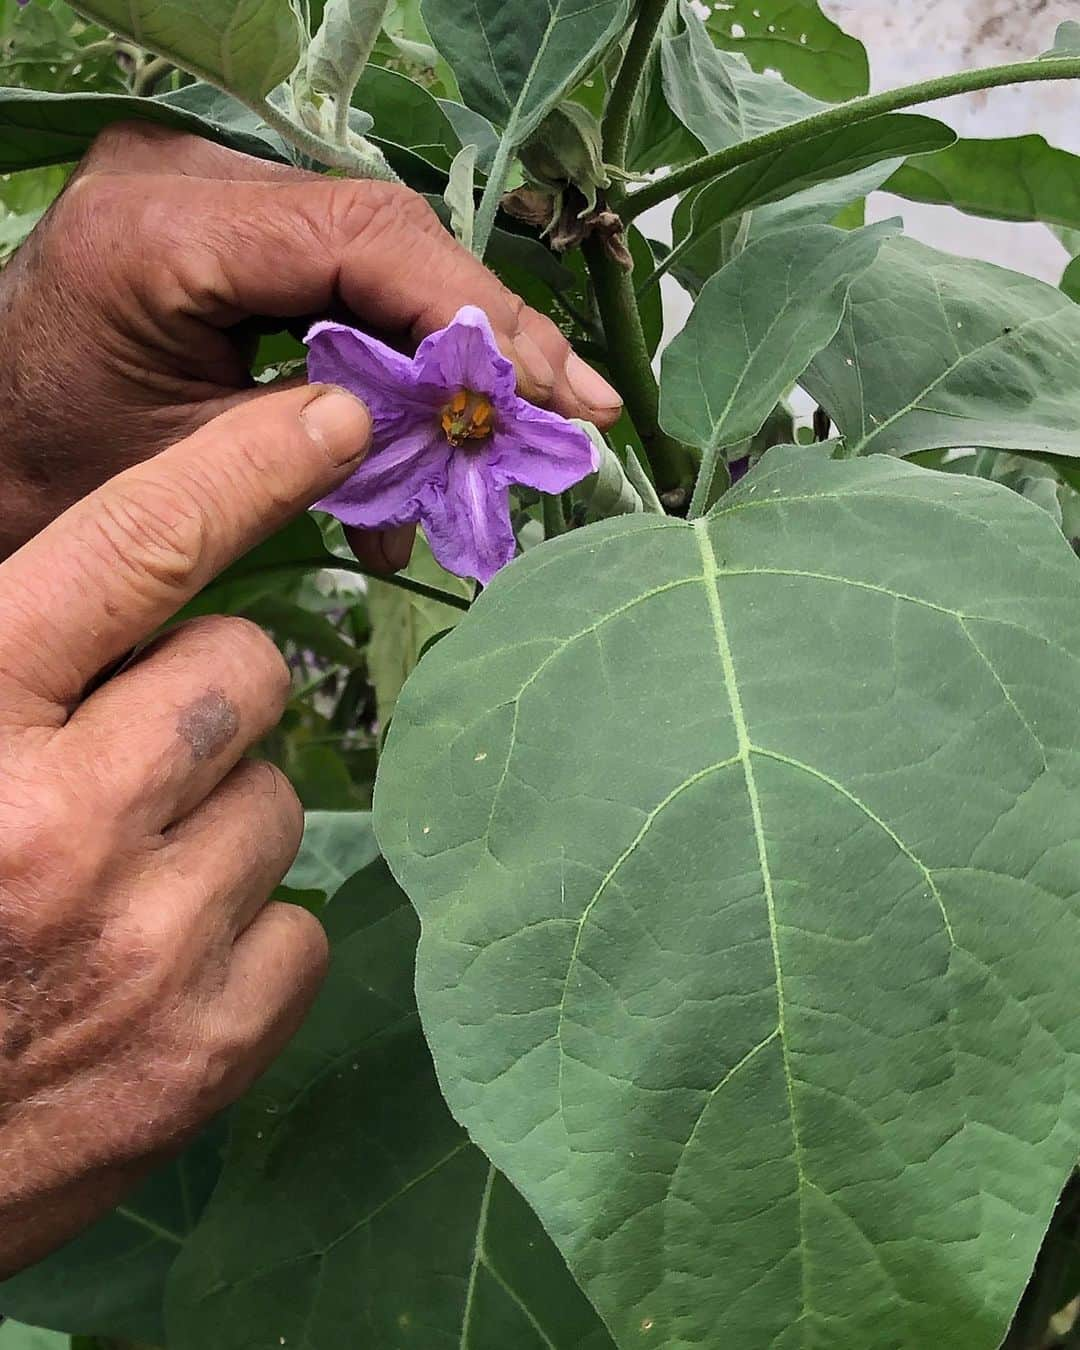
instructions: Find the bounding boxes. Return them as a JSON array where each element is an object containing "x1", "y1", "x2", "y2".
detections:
[
  {"x1": 300, "y1": 386, "x2": 371, "y2": 466},
  {"x1": 381, "y1": 524, "x2": 415, "y2": 571},
  {"x1": 566, "y1": 353, "x2": 622, "y2": 414}
]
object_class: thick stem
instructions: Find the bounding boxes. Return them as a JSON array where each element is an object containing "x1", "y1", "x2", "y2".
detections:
[
  {"x1": 583, "y1": 235, "x2": 695, "y2": 494},
  {"x1": 622, "y1": 57, "x2": 1080, "y2": 220},
  {"x1": 603, "y1": 0, "x2": 670, "y2": 172},
  {"x1": 472, "y1": 134, "x2": 516, "y2": 259}
]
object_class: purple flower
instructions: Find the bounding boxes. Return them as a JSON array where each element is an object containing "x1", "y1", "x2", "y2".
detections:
[{"x1": 306, "y1": 307, "x2": 600, "y2": 584}]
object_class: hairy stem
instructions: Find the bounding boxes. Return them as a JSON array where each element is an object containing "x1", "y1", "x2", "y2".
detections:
[
  {"x1": 622, "y1": 56, "x2": 1080, "y2": 219},
  {"x1": 603, "y1": 0, "x2": 670, "y2": 172},
  {"x1": 543, "y1": 492, "x2": 568, "y2": 539},
  {"x1": 582, "y1": 235, "x2": 695, "y2": 494},
  {"x1": 251, "y1": 96, "x2": 398, "y2": 180},
  {"x1": 687, "y1": 435, "x2": 725, "y2": 520},
  {"x1": 132, "y1": 54, "x2": 173, "y2": 97},
  {"x1": 472, "y1": 134, "x2": 516, "y2": 259}
]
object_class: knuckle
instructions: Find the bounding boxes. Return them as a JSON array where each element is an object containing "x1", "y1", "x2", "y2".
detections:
[
  {"x1": 327, "y1": 179, "x2": 441, "y2": 250},
  {"x1": 1, "y1": 779, "x2": 105, "y2": 894},
  {"x1": 177, "y1": 615, "x2": 291, "y2": 705},
  {"x1": 90, "y1": 475, "x2": 207, "y2": 596},
  {"x1": 266, "y1": 902, "x2": 330, "y2": 981},
  {"x1": 239, "y1": 762, "x2": 305, "y2": 855}
]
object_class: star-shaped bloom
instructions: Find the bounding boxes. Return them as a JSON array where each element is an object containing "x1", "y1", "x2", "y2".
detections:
[{"x1": 306, "y1": 307, "x2": 600, "y2": 584}]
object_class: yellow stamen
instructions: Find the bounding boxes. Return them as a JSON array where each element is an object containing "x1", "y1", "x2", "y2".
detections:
[{"x1": 440, "y1": 390, "x2": 495, "y2": 447}]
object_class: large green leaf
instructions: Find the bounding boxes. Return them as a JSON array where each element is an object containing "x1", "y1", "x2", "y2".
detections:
[
  {"x1": 660, "y1": 222, "x2": 895, "y2": 452},
  {"x1": 420, "y1": 0, "x2": 631, "y2": 147},
  {"x1": 0, "y1": 83, "x2": 290, "y2": 172},
  {"x1": 376, "y1": 444, "x2": 1080, "y2": 1349},
  {"x1": 0, "y1": 1118, "x2": 227, "y2": 1343},
  {"x1": 661, "y1": 2, "x2": 823, "y2": 152},
  {"x1": 887, "y1": 136, "x2": 1080, "y2": 232},
  {"x1": 802, "y1": 236, "x2": 1080, "y2": 458},
  {"x1": 706, "y1": 0, "x2": 868, "y2": 101},
  {"x1": 661, "y1": 110, "x2": 953, "y2": 292},
  {"x1": 166, "y1": 859, "x2": 614, "y2": 1350},
  {"x1": 68, "y1": 0, "x2": 302, "y2": 100}
]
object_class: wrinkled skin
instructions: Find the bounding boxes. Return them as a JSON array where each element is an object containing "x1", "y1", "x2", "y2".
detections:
[
  {"x1": 0, "y1": 385, "x2": 368, "y2": 1274},
  {"x1": 0, "y1": 121, "x2": 620, "y2": 567},
  {"x1": 0, "y1": 124, "x2": 620, "y2": 1275}
]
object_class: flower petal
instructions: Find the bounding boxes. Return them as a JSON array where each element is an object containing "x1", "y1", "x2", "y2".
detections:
[
  {"x1": 488, "y1": 402, "x2": 601, "y2": 494},
  {"x1": 306, "y1": 321, "x2": 431, "y2": 427},
  {"x1": 317, "y1": 423, "x2": 451, "y2": 529},
  {"x1": 413, "y1": 306, "x2": 516, "y2": 402},
  {"x1": 420, "y1": 453, "x2": 515, "y2": 585}
]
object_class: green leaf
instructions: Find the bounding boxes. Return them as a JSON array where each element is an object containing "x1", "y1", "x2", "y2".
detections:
[
  {"x1": 438, "y1": 97, "x2": 500, "y2": 170},
  {"x1": 306, "y1": 0, "x2": 385, "y2": 105},
  {"x1": 166, "y1": 859, "x2": 614, "y2": 1350},
  {"x1": 705, "y1": 0, "x2": 868, "y2": 101},
  {"x1": 444, "y1": 141, "x2": 477, "y2": 249},
  {"x1": 0, "y1": 1324, "x2": 68, "y2": 1350},
  {"x1": 356, "y1": 61, "x2": 460, "y2": 171},
  {"x1": 802, "y1": 236, "x2": 1080, "y2": 458},
  {"x1": 661, "y1": 2, "x2": 823, "y2": 153},
  {"x1": 68, "y1": 0, "x2": 303, "y2": 100},
  {"x1": 0, "y1": 84, "x2": 290, "y2": 172},
  {"x1": 887, "y1": 136, "x2": 1080, "y2": 232},
  {"x1": 661, "y1": 109, "x2": 953, "y2": 292},
  {"x1": 0, "y1": 1120, "x2": 227, "y2": 1344},
  {"x1": 421, "y1": 0, "x2": 631, "y2": 147},
  {"x1": 1046, "y1": 21, "x2": 1080, "y2": 57},
  {"x1": 1063, "y1": 254, "x2": 1080, "y2": 304},
  {"x1": 660, "y1": 221, "x2": 896, "y2": 453},
  {"x1": 367, "y1": 531, "x2": 471, "y2": 727},
  {"x1": 376, "y1": 443, "x2": 1080, "y2": 1349},
  {"x1": 283, "y1": 810, "x2": 379, "y2": 900}
]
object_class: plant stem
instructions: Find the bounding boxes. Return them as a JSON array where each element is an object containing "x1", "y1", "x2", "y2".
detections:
[
  {"x1": 333, "y1": 92, "x2": 352, "y2": 148},
  {"x1": 248, "y1": 558, "x2": 471, "y2": 611},
  {"x1": 542, "y1": 492, "x2": 567, "y2": 539},
  {"x1": 250, "y1": 95, "x2": 399, "y2": 180},
  {"x1": 621, "y1": 56, "x2": 1080, "y2": 220},
  {"x1": 132, "y1": 54, "x2": 172, "y2": 97},
  {"x1": 472, "y1": 134, "x2": 516, "y2": 259},
  {"x1": 603, "y1": 0, "x2": 669, "y2": 172},
  {"x1": 687, "y1": 435, "x2": 725, "y2": 520},
  {"x1": 582, "y1": 234, "x2": 695, "y2": 494}
]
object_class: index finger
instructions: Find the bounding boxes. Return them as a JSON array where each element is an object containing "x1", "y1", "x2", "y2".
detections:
[
  {"x1": 0, "y1": 385, "x2": 370, "y2": 719},
  {"x1": 93, "y1": 169, "x2": 622, "y2": 426}
]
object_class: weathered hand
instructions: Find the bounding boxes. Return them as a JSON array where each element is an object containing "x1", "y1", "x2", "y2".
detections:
[
  {"x1": 0, "y1": 383, "x2": 370, "y2": 1275},
  {"x1": 0, "y1": 122, "x2": 621, "y2": 567}
]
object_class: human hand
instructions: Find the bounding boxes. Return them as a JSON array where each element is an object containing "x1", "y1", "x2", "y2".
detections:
[
  {"x1": 0, "y1": 383, "x2": 370, "y2": 1275},
  {"x1": 0, "y1": 122, "x2": 622, "y2": 568}
]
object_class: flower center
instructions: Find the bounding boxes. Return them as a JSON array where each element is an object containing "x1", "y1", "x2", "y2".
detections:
[{"x1": 440, "y1": 390, "x2": 495, "y2": 447}]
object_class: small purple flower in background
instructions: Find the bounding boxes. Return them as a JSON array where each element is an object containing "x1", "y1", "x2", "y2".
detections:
[{"x1": 306, "y1": 307, "x2": 600, "y2": 585}]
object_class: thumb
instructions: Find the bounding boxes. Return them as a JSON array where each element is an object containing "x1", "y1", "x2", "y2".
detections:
[{"x1": 0, "y1": 384, "x2": 371, "y2": 716}]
